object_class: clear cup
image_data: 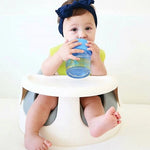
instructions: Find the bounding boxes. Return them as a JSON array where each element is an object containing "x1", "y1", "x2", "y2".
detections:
[{"x1": 66, "y1": 39, "x2": 92, "y2": 79}]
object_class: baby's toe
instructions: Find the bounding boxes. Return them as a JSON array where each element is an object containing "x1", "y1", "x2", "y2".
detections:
[
  {"x1": 44, "y1": 140, "x2": 52, "y2": 148},
  {"x1": 42, "y1": 143, "x2": 48, "y2": 150},
  {"x1": 106, "y1": 106, "x2": 116, "y2": 115},
  {"x1": 114, "y1": 112, "x2": 121, "y2": 119}
]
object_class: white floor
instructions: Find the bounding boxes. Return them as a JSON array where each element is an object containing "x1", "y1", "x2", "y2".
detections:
[{"x1": 0, "y1": 98, "x2": 150, "y2": 150}]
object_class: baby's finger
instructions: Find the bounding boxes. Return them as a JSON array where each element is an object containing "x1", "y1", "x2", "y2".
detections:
[
  {"x1": 86, "y1": 43, "x2": 92, "y2": 47},
  {"x1": 87, "y1": 47, "x2": 94, "y2": 54},
  {"x1": 71, "y1": 49, "x2": 84, "y2": 54},
  {"x1": 69, "y1": 55, "x2": 80, "y2": 60},
  {"x1": 69, "y1": 42, "x2": 81, "y2": 49}
]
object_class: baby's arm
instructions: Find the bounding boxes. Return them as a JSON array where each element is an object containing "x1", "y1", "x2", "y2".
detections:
[
  {"x1": 41, "y1": 39, "x2": 83, "y2": 76},
  {"x1": 41, "y1": 54, "x2": 63, "y2": 76},
  {"x1": 86, "y1": 41, "x2": 107, "y2": 76}
]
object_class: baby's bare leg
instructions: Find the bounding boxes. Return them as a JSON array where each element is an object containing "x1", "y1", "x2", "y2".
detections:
[
  {"x1": 24, "y1": 95, "x2": 58, "y2": 150},
  {"x1": 81, "y1": 96, "x2": 121, "y2": 137}
]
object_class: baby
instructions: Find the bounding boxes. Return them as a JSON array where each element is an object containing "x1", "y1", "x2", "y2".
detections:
[{"x1": 24, "y1": 0, "x2": 121, "y2": 150}]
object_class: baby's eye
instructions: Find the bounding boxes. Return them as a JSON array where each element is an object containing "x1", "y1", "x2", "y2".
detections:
[
  {"x1": 85, "y1": 27, "x2": 92, "y2": 30},
  {"x1": 71, "y1": 28, "x2": 78, "y2": 32}
]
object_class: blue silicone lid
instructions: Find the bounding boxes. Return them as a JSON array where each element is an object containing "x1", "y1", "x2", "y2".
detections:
[{"x1": 73, "y1": 38, "x2": 92, "y2": 56}]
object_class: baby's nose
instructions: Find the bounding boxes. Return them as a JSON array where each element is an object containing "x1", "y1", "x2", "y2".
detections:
[{"x1": 79, "y1": 30, "x2": 87, "y2": 39}]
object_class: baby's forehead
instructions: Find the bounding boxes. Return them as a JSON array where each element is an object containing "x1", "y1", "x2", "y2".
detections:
[{"x1": 64, "y1": 12, "x2": 95, "y2": 25}]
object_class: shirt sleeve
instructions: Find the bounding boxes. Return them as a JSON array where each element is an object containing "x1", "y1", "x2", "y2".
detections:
[{"x1": 99, "y1": 49, "x2": 106, "y2": 62}]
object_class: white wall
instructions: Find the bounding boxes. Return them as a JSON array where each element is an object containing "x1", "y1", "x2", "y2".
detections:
[{"x1": 0, "y1": 0, "x2": 150, "y2": 104}]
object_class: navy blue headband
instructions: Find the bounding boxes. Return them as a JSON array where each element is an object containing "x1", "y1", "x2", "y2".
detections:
[{"x1": 55, "y1": 0, "x2": 97, "y2": 36}]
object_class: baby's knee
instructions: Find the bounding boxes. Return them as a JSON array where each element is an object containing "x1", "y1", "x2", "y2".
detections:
[
  {"x1": 36, "y1": 95, "x2": 58, "y2": 109},
  {"x1": 80, "y1": 96, "x2": 101, "y2": 107}
]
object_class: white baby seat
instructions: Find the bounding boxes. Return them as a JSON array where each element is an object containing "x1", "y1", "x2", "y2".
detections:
[{"x1": 19, "y1": 74, "x2": 121, "y2": 147}]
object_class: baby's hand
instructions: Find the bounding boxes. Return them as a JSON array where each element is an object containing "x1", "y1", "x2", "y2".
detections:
[
  {"x1": 86, "y1": 41, "x2": 101, "y2": 62},
  {"x1": 57, "y1": 39, "x2": 84, "y2": 61}
]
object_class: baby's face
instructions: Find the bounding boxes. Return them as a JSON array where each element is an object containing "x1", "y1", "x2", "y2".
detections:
[{"x1": 63, "y1": 11, "x2": 96, "y2": 42}]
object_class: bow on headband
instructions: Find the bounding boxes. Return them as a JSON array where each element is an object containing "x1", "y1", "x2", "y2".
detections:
[{"x1": 55, "y1": 0, "x2": 97, "y2": 36}]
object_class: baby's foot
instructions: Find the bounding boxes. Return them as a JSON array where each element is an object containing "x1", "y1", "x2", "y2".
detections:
[
  {"x1": 24, "y1": 133, "x2": 52, "y2": 150},
  {"x1": 114, "y1": 111, "x2": 121, "y2": 124},
  {"x1": 89, "y1": 107, "x2": 121, "y2": 137}
]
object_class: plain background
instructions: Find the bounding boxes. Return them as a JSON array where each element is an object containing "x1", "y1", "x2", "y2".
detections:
[{"x1": 0, "y1": 0, "x2": 150, "y2": 104}]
